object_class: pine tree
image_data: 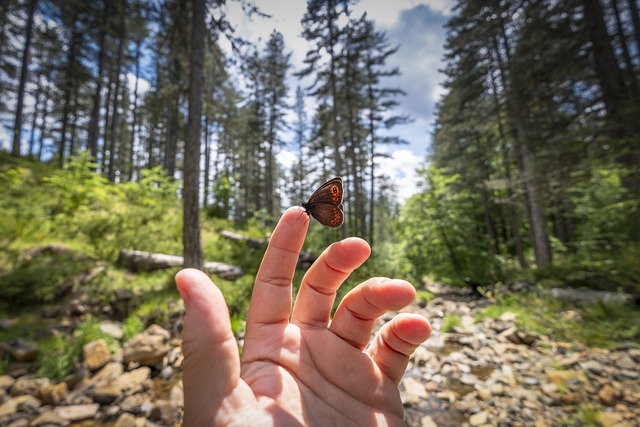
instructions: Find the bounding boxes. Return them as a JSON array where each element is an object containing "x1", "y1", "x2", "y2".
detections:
[
  {"x1": 183, "y1": 0, "x2": 205, "y2": 269},
  {"x1": 11, "y1": 0, "x2": 38, "y2": 157},
  {"x1": 261, "y1": 30, "x2": 291, "y2": 220}
]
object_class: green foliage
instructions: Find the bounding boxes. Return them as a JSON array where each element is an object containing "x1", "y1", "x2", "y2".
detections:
[
  {"x1": 367, "y1": 241, "x2": 415, "y2": 283},
  {"x1": 88, "y1": 267, "x2": 177, "y2": 303},
  {"x1": 441, "y1": 313, "x2": 462, "y2": 333},
  {"x1": 571, "y1": 166, "x2": 638, "y2": 251},
  {"x1": 36, "y1": 317, "x2": 119, "y2": 381},
  {"x1": 534, "y1": 244, "x2": 640, "y2": 293},
  {"x1": 123, "y1": 315, "x2": 145, "y2": 342},
  {"x1": 202, "y1": 226, "x2": 265, "y2": 275},
  {"x1": 36, "y1": 335, "x2": 79, "y2": 382},
  {"x1": 0, "y1": 154, "x2": 182, "y2": 263},
  {"x1": 0, "y1": 248, "x2": 96, "y2": 309},
  {"x1": 415, "y1": 290, "x2": 435, "y2": 304},
  {"x1": 206, "y1": 175, "x2": 233, "y2": 219},
  {"x1": 217, "y1": 274, "x2": 255, "y2": 319},
  {"x1": 130, "y1": 285, "x2": 182, "y2": 327},
  {"x1": 532, "y1": 165, "x2": 640, "y2": 294},
  {"x1": 0, "y1": 314, "x2": 40, "y2": 343},
  {"x1": 229, "y1": 314, "x2": 245, "y2": 337},
  {"x1": 399, "y1": 166, "x2": 497, "y2": 287},
  {"x1": 567, "y1": 403, "x2": 599, "y2": 427},
  {"x1": 476, "y1": 292, "x2": 640, "y2": 347}
]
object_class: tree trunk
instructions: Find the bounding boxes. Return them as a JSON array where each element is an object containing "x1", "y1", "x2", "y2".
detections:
[
  {"x1": 37, "y1": 88, "x2": 50, "y2": 161},
  {"x1": 611, "y1": 0, "x2": 640, "y2": 99},
  {"x1": 87, "y1": 0, "x2": 108, "y2": 163},
  {"x1": 629, "y1": 0, "x2": 640, "y2": 54},
  {"x1": 265, "y1": 125, "x2": 274, "y2": 220},
  {"x1": 518, "y1": 120, "x2": 552, "y2": 267},
  {"x1": 164, "y1": 34, "x2": 180, "y2": 178},
  {"x1": 584, "y1": 0, "x2": 630, "y2": 113},
  {"x1": 164, "y1": 95, "x2": 178, "y2": 177},
  {"x1": 58, "y1": 25, "x2": 81, "y2": 167},
  {"x1": 183, "y1": 0, "x2": 205, "y2": 269},
  {"x1": 68, "y1": 88, "x2": 79, "y2": 155},
  {"x1": 585, "y1": 0, "x2": 640, "y2": 202},
  {"x1": 474, "y1": 135, "x2": 501, "y2": 263},
  {"x1": 107, "y1": 0, "x2": 127, "y2": 183},
  {"x1": 494, "y1": 20, "x2": 552, "y2": 268},
  {"x1": 101, "y1": 65, "x2": 114, "y2": 173},
  {"x1": 128, "y1": 38, "x2": 141, "y2": 181},
  {"x1": 203, "y1": 117, "x2": 210, "y2": 208},
  {"x1": 368, "y1": 117, "x2": 375, "y2": 247},
  {"x1": 12, "y1": 0, "x2": 38, "y2": 157},
  {"x1": 490, "y1": 34, "x2": 527, "y2": 269},
  {"x1": 28, "y1": 78, "x2": 41, "y2": 157},
  {"x1": 326, "y1": 9, "x2": 346, "y2": 240}
]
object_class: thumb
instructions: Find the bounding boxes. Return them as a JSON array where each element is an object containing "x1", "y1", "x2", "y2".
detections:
[{"x1": 175, "y1": 268, "x2": 240, "y2": 425}]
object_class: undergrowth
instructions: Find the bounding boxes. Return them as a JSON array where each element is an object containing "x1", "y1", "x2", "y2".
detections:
[{"x1": 475, "y1": 292, "x2": 640, "y2": 347}]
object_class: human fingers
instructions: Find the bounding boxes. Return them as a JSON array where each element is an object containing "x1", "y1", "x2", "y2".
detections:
[
  {"x1": 366, "y1": 313, "x2": 432, "y2": 384},
  {"x1": 290, "y1": 237, "x2": 370, "y2": 328},
  {"x1": 245, "y1": 207, "x2": 308, "y2": 334},
  {"x1": 329, "y1": 278, "x2": 417, "y2": 350},
  {"x1": 175, "y1": 268, "x2": 240, "y2": 425}
]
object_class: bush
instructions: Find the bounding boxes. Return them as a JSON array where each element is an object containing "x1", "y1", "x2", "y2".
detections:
[{"x1": 0, "y1": 247, "x2": 96, "y2": 309}]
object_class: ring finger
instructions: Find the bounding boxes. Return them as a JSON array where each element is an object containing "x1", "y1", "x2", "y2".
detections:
[{"x1": 329, "y1": 278, "x2": 418, "y2": 350}]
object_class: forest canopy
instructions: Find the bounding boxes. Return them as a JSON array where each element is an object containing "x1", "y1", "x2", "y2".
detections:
[{"x1": 1, "y1": 0, "x2": 639, "y2": 294}]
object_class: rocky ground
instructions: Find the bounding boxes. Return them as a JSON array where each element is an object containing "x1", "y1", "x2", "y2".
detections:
[
  {"x1": 1, "y1": 284, "x2": 638, "y2": 427},
  {"x1": 399, "y1": 284, "x2": 639, "y2": 427}
]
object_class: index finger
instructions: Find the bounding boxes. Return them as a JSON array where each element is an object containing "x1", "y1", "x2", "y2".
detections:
[{"x1": 245, "y1": 207, "x2": 308, "y2": 333}]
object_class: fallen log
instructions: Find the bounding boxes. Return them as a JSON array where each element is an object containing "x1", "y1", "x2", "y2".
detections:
[
  {"x1": 117, "y1": 249, "x2": 243, "y2": 280},
  {"x1": 220, "y1": 230, "x2": 266, "y2": 249},
  {"x1": 219, "y1": 230, "x2": 318, "y2": 269}
]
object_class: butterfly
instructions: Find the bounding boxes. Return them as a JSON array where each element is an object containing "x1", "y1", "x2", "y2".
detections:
[{"x1": 301, "y1": 177, "x2": 344, "y2": 227}]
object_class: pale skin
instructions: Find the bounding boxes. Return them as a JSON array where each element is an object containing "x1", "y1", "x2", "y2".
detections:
[{"x1": 175, "y1": 207, "x2": 432, "y2": 426}]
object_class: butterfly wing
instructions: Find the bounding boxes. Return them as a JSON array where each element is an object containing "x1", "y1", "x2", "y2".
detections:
[
  {"x1": 309, "y1": 202, "x2": 344, "y2": 227},
  {"x1": 302, "y1": 177, "x2": 344, "y2": 227},
  {"x1": 307, "y1": 177, "x2": 343, "y2": 205}
]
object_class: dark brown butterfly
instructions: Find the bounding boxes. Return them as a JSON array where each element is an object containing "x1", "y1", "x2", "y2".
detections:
[{"x1": 301, "y1": 177, "x2": 344, "y2": 228}]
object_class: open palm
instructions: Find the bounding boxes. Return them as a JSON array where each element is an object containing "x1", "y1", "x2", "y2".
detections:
[{"x1": 176, "y1": 207, "x2": 431, "y2": 426}]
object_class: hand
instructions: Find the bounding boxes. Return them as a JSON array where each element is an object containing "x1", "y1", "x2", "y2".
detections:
[{"x1": 175, "y1": 207, "x2": 432, "y2": 426}]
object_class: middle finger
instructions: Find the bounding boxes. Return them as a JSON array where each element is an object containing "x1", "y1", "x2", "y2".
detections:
[{"x1": 290, "y1": 237, "x2": 370, "y2": 328}]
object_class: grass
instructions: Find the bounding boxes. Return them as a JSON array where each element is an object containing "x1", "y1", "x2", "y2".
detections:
[
  {"x1": 567, "y1": 403, "x2": 599, "y2": 427},
  {"x1": 475, "y1": 292, "x2": 640, "y2": 347},
  {"x1": 35, "y1": 317, "x2": 120, "y2": 381},
  {"x1": 441, "y1": 313, "x2": 462, "y2": 333},
  {"x1": 0, "y1": 247, "x2": 98, "y2": 311},
  {"x1": 415, "y1": 290, "x2": 435, "y2": 303}
]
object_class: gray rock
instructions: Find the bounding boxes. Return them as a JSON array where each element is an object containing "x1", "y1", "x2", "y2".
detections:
[
  {"x1": 10, "y1": 377, "x2": 50, "y2": 397},
  {"x1": 53, "y1": 404, "x2": 100, "y2": 422},
  {"x1": 29, "y1": 410, "x2": 69, "y2": 426},
  {"x1": 123, "y1": 325, "x2": 171, "y2": 367}
]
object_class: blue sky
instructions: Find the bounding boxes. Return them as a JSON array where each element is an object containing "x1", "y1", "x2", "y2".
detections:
[
  {"x1": 1, "y1": 0, "x2": 453, "y2": 201},
  {"x1": 224, "y1": 0, "x2": 453, "y2": 201}
]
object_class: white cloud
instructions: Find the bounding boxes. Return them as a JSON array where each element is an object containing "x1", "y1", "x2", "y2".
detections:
[
  {"x1": 377, "y1": 148, "x2": 425, "y2": 203},
  {"x1": 276, "y1": 148, "x2": 297, "y2": 168},
  {"x1": 223, "y1": 1, "x2": 450, "y2": 201},
  {"x1": 355, "y1": 0, "x2": 453, "y2": 28},
  {"x1": 386, "y1": 4, "x2": 448, "y2": 122},
  {"x1": 0, "y1": 126, "x2": 11, "y2": 152},
  {"x1": 224, "y1": 1, "x2": 311, "y2": 69},
  {"x1": 126, "y1": 73, "x2": 151, "y2": 101}
]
